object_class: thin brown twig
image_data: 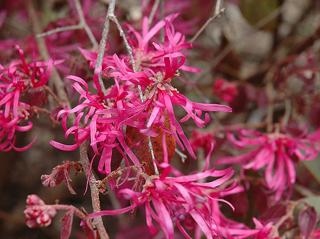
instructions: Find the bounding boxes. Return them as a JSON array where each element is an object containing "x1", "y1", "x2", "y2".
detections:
[
  {"x1": 51, "y1": 204, "x2": 87, "y2": 220},
  {"x1": 272, "y1": 201, "x2": 298, "y2": 236},
  {"x1": 80, "y1": 143, "x2": 109, "y2": 239},
  {"x1": 281, "y1": 98, "x2": 291, "y2": 128},
  {"x1": 190, "y1": 0, "x2": 225, "y2": 43},
  {"x1": 37, "y1": 0, "x2": 98, "y2": 49},
  {"x1": 148, "y1": 0, "x2": 161, "y2": 26},
  {"x1": 74, "y1": 0, "x2": 98, "y2": 49},
  {"x1": 37, "y1": 24, "x2": 82, "y2": 38},
  {"x1": 43, "y1": 85, "x2": 64, "y2": 106},
  {"x1": 93, "y1": 0, "x2": 115, "y2": 95},
  {"x1": 265, "y1": 69, "x2": 275, "y2": 132},
  {"x1": 295, "y1": 184, "x2": 316, "y2": 197}
]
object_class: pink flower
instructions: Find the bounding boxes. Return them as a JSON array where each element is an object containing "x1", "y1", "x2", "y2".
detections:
[
  {"x1": 142, "y1": 57, "x2": 231, "y2": 158},
  {"x1": 0, "y1": 46, "x2": 53, "y2": 151},
  {"x1": 24, "y1": 194, "x2": 57, "y2": 228},
  {"x1": 61, "y1": 16, "x2": 231, "y2": 169},
  {"x1": 109, "y1": 54, "x2": 231, "y2": 158},
  {"x1": 89, "y1": 167, "x2": 258, "y2": 239},
  {"x1": 126, "y1": 14, "x2": 192, "y2": 66},
  {"x1": 80, "y1": 14, "x2": 199, "y2": 78},
  {"x1": 50, "y1": 75, "x2": 145, "y2": 174},
  {"x1": 218, "y1": 129, "x2": 320, "y2": 200}
]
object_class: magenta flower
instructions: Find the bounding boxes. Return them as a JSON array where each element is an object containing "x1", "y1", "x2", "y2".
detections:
[
  {"x1": 50, "y1": 75, "x2": 146, "y2": 174},
  {"x1": 249, "y1": 219, "x2": 274, "y2": 239},
  {"x1": 0, "y1": 46, "x2": 53, "y2": 151},
  {"x1": 218, "y1": 129, "x2": 320, "y2": 200},
  {"x1": 108, "y1": 53, "x2": 231, "y2": 158},
  {"x1": 81, "y1": 14, "x2": 198, "y2": 75},
  {"x1": 144, "y1": 58, "x2": 231, "y2": 158},
  {"x1": 90, "y1": 167, "x2": 261, "y2": 238},
  {"x1": 69, "y1": 15, "x2": 231, "y2": 166}
]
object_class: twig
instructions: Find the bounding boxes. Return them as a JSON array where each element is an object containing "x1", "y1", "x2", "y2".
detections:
[
  {"x1": 273, "y1": 201, "x2": 298, "y2": 235},
  {"x1": 190, "y1": 0, "x2": 225, "y2": 43},
  {"x1": 37, "y1": 0, "x2": 98, "y2": 49},
  {"x1": 175, "y1": 148, "x2": 187, "y2": 163},
  {"x1": 281, "y1": 98, "x2": 291, "y2": 128},
  {"x1": 51, "y1": 204, "x2": 87, "y2": 220},
  {"x1": 31, "y1": 106, "x2": 53, "y2": 116},
  {"x1": 109, "y1": 15, "x2": 137, "y2": 72},
  {"x1": 93, "y1": 0, "x2": 116, "y2": 95},
  {"x1": 43, "y1": 85, "x2": 64, "y2": 106},
  {"x1": 80, "y1": 143, "x2": 109, "y2": 239},
  {"x1": 37, "y1": 24, "x2": 82, "y2": 38},
  {"x1": 148, "y1": 0, "x2": 161, "y2": 26},
  {"x1": 74, "y1": 0, "x2": 98, "y2": 49},
  {"x1": 265, "y1": 69, "x2": 275, "y2": 132}
]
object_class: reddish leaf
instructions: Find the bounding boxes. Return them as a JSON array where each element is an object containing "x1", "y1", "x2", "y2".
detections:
[
  {"x1": 126, "y1": 115, "x2": 176, "y2": 175},
  {"x1": 60, "y1": 210, "x2": 74, "y2": 239}
]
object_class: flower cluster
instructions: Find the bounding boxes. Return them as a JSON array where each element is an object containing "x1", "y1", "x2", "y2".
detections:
[
  {"x1": 218, "y1": 128, "x2": 320, "y2": 200},
  {"x1": 8, "y1": 1, "x2": 319, "y2": 238},
  {"x1": 0, "y1": 46, "x2": 53, "y2": 151},
  {"x1": 91, "y1": 167, "x2": 272, "y2": 238},
  {"x1": 51, "y1": 15, "x2": 231, "y2": 175},
  {"x1": 24, "y1": 194, "x2": 57, "y2": 228}
]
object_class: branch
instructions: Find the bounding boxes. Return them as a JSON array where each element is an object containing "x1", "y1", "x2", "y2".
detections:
[
  {"x1": 36, "y1": 0, "x2": 98, "y2": 49},
  {"x1": 37, "y1": 24, "x2": 82, "y2": 38},
  {"x1": 74, "y1": 0, "x2": 98, "y2": 49},
  {"x1": 281, "y1": 98, "x2": 291, "y2": 128},
  {"x1": 80, "y1": 143, "x2": 109, "y2": 239},
  {"x1": 190, "y1": 0, "x2": 225, "y2": 43},
  {"x1": 265, "y1": 69, "x2": 275, "y2": 132},
  {"x1": 93, "y1": 0, "x2": 115, "y2": 95},
  {"x1": 175, "y1": 149, "x2": 187, "y2": 163},
  {"x1": 51, "y1": 204, "x2": 87, "y2": 220},
  {"x1": 272, "y1": 201, "x2": 298, "y2": 236},
  {"x1": 148, "y1": 0, "x2": 161, "y2": 26}
]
